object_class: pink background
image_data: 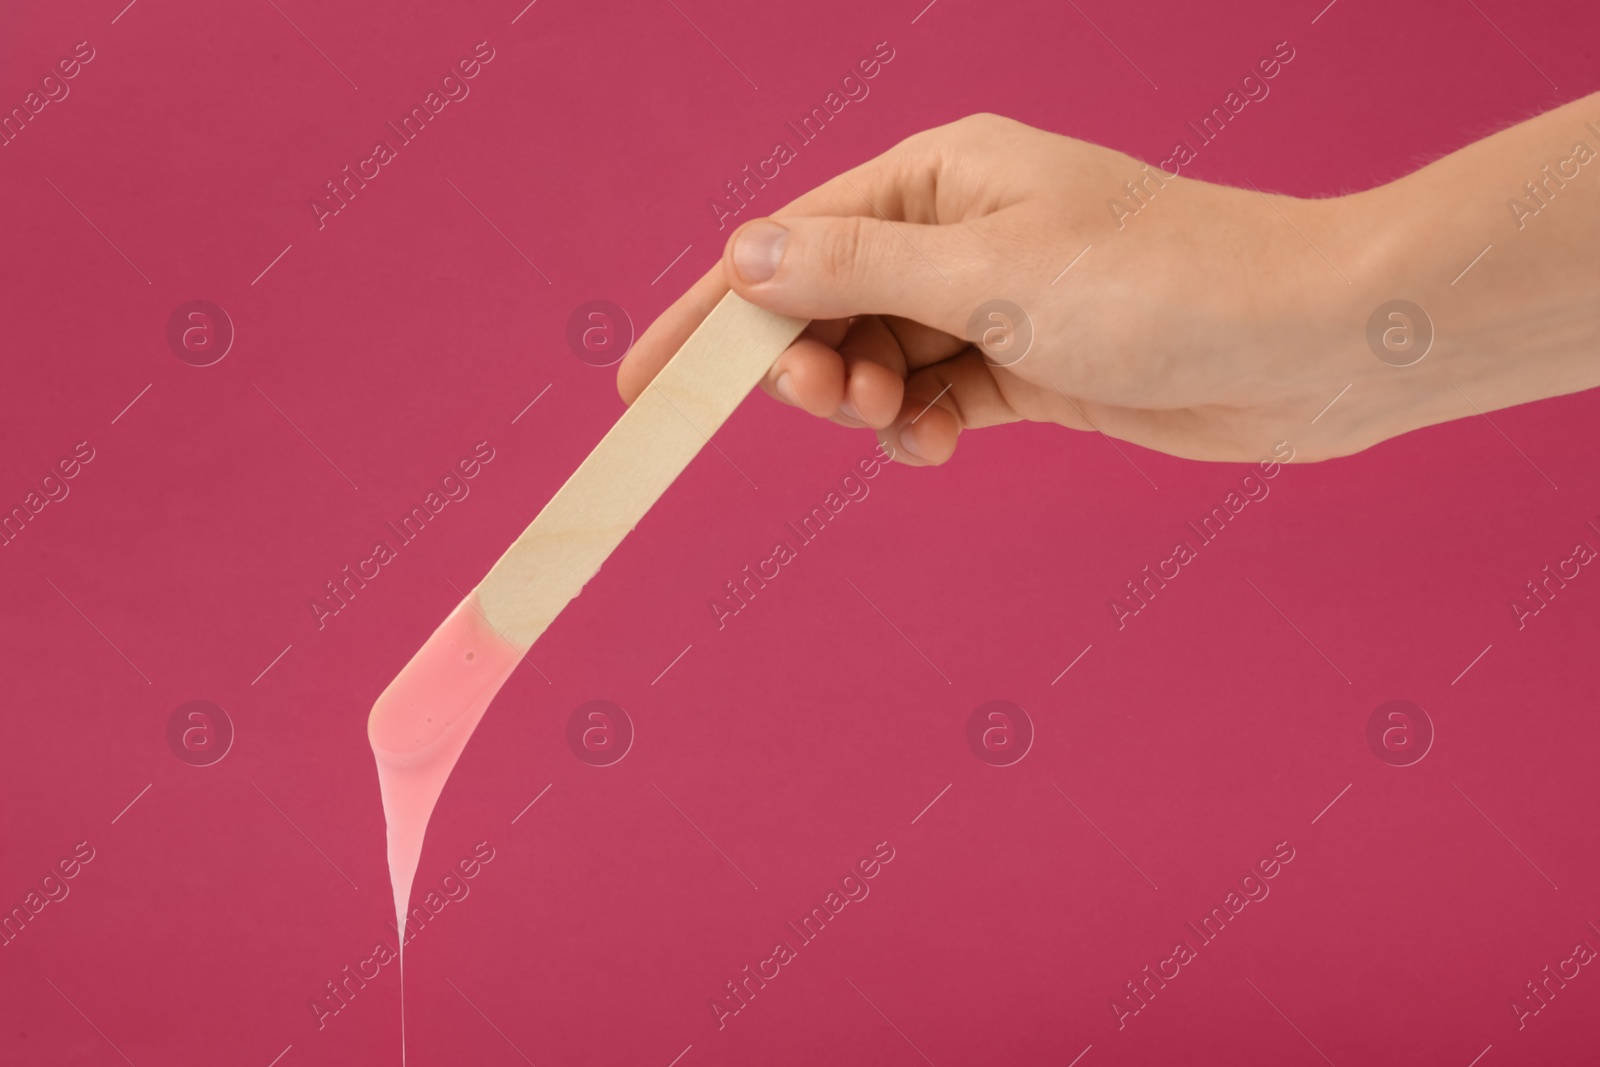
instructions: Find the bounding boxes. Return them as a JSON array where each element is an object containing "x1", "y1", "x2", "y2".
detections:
[{"x1": 3, "y1": 0, "x2": 1599, "y2": 1064}]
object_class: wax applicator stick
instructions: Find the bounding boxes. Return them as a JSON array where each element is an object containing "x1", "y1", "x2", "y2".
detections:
[
  {"x1": 477, "y1": 292, "x2": 807, "y2": 647},
  {"x1": 367, "y1": 292, "x2": 806, "y2": 952}
]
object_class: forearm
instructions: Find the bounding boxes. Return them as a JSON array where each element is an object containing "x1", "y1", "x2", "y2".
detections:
[{"x1": 1332, "y1": 92, "x2": 1600, "y2": 445}]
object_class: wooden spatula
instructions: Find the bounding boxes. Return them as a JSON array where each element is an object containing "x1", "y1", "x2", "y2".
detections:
[{"x1": 367, "y1": 291, "x2": 807, "y2": 938}]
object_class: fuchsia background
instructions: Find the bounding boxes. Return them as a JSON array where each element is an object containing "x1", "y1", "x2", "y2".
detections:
[{"x1": 3, "y1": 0, "x2": 1600, "y2": 1064}]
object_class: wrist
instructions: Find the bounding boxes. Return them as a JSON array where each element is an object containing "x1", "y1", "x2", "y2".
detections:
[
  {"x1": 1235, "y1": 188, "x2": 1421, "y2": 459},
  {"x1": 1284, "y1": 178, "x2": 1499, "y2": 457}
]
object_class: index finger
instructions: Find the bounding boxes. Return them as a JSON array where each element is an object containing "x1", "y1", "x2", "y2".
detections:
[{"x1": 615, "y1": 261, "x2": 730, "y2": 405}]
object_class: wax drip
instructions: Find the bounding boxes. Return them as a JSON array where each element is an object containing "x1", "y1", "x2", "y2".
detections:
[{"x1": 369, "y1": 591, "x2": 524, "y2": 1061}]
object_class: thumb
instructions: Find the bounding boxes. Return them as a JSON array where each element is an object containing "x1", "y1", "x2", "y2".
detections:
[{"x1": 723, "y1": 215, "x2": 972, "y2": 332}]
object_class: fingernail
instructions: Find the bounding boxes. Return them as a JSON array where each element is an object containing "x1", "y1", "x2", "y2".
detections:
[
  {"x1": 838, "y1": 397, "x2": 862, "y2": 422},
  {"x1": 733, "y1": 221, "x2": 788, "y2": 283},
  {"x1": 774, "y1": 372, "x2": 798, "y2": 405},
  {"x1": 898, "y1": 425, "x2": 924, "y2": 459}
]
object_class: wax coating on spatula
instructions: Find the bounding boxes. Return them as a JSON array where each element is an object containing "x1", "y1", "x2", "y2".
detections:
[
  {"x1": 368, "y1": 592, "x2": 523, "y2": 937},
  {"x1": 367, "y1": 591, "x2": 523, "y2": 1064}
]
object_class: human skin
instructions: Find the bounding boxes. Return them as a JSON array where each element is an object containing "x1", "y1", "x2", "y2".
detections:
[{"x1": 618, "y1": 96, "x2": 1600, "y2": 465}]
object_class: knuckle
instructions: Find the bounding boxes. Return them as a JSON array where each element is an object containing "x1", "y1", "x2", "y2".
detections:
[
  {"x1": 954, "y1": 112, "x2": 1007, "y2": 137},
  {"x1": 814, "y1": 216, "x2": 869, "y2": 284}
]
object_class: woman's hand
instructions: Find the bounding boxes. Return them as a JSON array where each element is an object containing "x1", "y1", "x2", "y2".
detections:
[{"x1": 619, "y1": 104, "x2": 1600, "y2": 465}]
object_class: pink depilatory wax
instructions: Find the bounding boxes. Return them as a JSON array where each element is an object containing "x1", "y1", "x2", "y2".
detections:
[{"x1": 368, "y1": 591, "x2": 525, "y2": 940}]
